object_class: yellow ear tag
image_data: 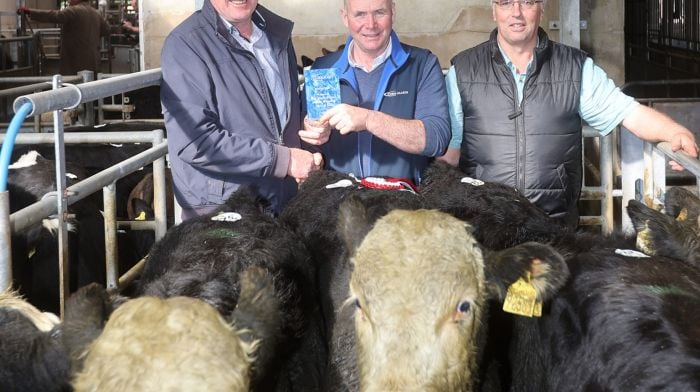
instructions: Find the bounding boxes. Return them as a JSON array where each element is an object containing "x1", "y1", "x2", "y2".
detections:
[
  {"x1": 503, "y1": 272, "x2": 542, "y2": 317},
  {"x1": 135, "y1": 211, "x2": 147, "y2": 221},
  {"x1": 676, "y1": 208, "x2": 688, "y2": 222}
]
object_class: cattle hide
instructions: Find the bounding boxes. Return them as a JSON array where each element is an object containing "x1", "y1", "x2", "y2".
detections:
[
  {"x1": 137, "y1": 186, "x2": 326, "y2": 391},
  {"x1": 0, "y1": 289, "x2": 69, "y2": 392},
  {"x1": 420, "y1": 162, "x2": 700, "y2": 391}
]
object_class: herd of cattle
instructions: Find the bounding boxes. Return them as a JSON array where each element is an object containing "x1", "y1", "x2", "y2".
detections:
[{"x1": 2, "y1": 139, "x2": 700, "y2": 391}]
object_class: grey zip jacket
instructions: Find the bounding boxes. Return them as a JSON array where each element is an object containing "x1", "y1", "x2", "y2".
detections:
[{"x1": 161, "y1": 0, "x2": 301, "y2": 215}]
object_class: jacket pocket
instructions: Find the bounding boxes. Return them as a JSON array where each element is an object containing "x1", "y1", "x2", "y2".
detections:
[
  {"x1": 474, "y1": 164, "x2": 485, "y2": 179},
  {"x1": 207, "y1": 179, "x2": 225, "y2": 201}
]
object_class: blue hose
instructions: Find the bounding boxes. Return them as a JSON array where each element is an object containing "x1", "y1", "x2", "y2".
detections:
[{"x1": 0, "y1": 102, "x2": 33, "y2": 192}]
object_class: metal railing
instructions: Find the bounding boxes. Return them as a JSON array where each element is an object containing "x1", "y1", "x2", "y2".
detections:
[
  {"x1": 0, "y1": 72, "x2": 93, "y2": 132},
  {"x1": 1, "y1": 68, "x2": 164, "y2": 316}
]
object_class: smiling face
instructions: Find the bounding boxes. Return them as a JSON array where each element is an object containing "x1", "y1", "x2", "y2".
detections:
[
  {"x1": 492, "y1": 1, "x2": 543, "y2": 52},
  {"x1": 342, "y1": 0, "x2": 394, "y2": 64},
  {"x1": 210, "y1": 0, "x2": 258, "y2": 35}
]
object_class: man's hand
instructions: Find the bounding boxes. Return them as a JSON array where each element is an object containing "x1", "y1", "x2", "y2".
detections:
[
  {"x1": 319, "y1": 104, "x2": 371, "y2": 135},
  {"x1": 288, "y1": 148, "x2": 323, "y2": 183},
  {"x1": 299, "y1": 116, "x2": 331, "y2": 145},
  {"x1": 17, "y1": 6, "x2": 30, "y2": 15},
  {"x1": 669, "y1": 131, "x2": 698, "y2": 171}
]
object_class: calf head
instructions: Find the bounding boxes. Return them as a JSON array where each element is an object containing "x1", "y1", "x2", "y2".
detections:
[
  {"x1": 627, "y1": 199, "x2": 700, "y2": 266},
  {"x1": 339, "y1": 202, "x2": 485, "y2": 391},
  {"x1": 338, "y1": 196, "x2": 570, "y2": 391},
  {"x1": 73, "y1": 296, "x2": 255, "y2": 392},
  {"x1": 664, "y1": 186, "x2": 700, "y2": 228}
]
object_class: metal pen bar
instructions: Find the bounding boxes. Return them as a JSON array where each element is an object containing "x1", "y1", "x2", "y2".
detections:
[
  {"x1": 0, "y1": 75, "x2": 83, "y2": 84},
  {"x1": 0, "y1": 130, "x2": 163, "y2": 144},
  {"x1": 655, "y1": 141, "x2": 700, "y2": 178},
  {"x1": 117, "y1": 220, "x2": 156, "y2": 231},
  {"x1": 10, "y1": 141, "x2": 168, "y2": 234},
  {"x1": 13, "y1": 69, "x2": 162, "y2": 116},
  {"x1": 0, "y1": 192, "x2": 11, "y2": 290},
  {"x1": 51, "y1": 75, "x2": 70, "y2": 318},
  {"x1": 151, "y1": 132, "x2": 167, "y2": 241},
  {"x1": 600, "y1": 132, "x2": 614, "y2": 235},
  {"x1": 103, "y1": 183, "x2": 119, "y2": 291}
]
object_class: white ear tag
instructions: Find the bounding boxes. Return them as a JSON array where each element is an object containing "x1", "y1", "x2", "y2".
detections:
[
  {"x1": 460, "y1": 177, "x2": 484, "y2": 186},
  {"x1": 615, "y1": 249, "x2": 650, "y2": 258},
  {"x1": 211, "y1": 212, "x2": 243, "y2": 222},
  {"x1": 325, "y1": 179, "x2": 354, "y2": 189}
]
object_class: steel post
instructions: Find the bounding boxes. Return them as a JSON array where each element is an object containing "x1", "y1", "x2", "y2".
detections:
[
  {"x1": 103, "y1": 183, "x2": 119, "y2": 290},
  {"x1": 0, "y1": 191, "x2": 12, "y2": 291}
]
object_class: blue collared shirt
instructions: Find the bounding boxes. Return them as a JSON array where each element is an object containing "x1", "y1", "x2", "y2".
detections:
[
  {"x1": 445, "y1": 49, "x2": 639, "y2": 148},
  {"x1": 222, "y1": 16, "x2": 288, "y2": 127}
]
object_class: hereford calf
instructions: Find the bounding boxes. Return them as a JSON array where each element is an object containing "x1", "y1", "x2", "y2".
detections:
[
  {"x1": 339, "y1": 200, "x2": 567, "y2": 391},
  {"x1": 137, "y1": 187, "x2": 325, "y2": 391},
  {"x1": 282, "y1": 170, "x2": 568, "y2": 391},
  {"x1": 72, "y1": 295, "x2": 254, "y2": 392},
  {"x1": 281, "y1": 170, "x2": 426, "y2": 390}
]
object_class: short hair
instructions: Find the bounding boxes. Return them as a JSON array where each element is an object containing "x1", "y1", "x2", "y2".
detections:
[
  {"x1": 490, "y1": 0, "x2": 548, "y2": 6},
  {"x1": 344, "y1": 0, "x2": 395, "y2": 9}
]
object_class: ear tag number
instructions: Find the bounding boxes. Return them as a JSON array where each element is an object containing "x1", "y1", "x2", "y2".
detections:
[{"x1": 503, "y1": 272, "x2": 542, "y2": 317}]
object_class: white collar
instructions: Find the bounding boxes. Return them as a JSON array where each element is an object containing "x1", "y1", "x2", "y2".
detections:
[{"x1": 347, "y1": 38, "x2": 392, "y2": 73}]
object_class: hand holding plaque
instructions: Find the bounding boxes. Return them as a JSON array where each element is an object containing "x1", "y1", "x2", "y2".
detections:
[{"x1": 304, "y1": 68, "x2": 341, "y2": 120}]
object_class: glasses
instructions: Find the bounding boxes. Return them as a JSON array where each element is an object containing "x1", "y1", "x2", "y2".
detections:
[{"x1": 493, "y1": 0, "x2": 543, "y2": 10}]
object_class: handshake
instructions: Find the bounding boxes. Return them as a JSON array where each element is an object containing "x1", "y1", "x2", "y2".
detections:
[{"x1": 16, "y1": 6, "x2": 30, "y2": 15}]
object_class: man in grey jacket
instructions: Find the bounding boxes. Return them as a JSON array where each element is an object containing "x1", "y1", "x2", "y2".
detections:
[{"x1": 161, "y1": 0, "x2": 322, "y2": 220}]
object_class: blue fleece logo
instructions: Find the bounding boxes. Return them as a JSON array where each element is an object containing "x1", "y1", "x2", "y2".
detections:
[{"x1": 383, "y1": 90, "x2": 409, "y2": 97}]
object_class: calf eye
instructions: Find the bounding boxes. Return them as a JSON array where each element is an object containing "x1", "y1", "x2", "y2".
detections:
[
  {"x1": 354, "y1": 298, "x2": 362, "y2": 310},
  {"x1": 457, "y1": 301, "x2": 471, "y2": 313}
]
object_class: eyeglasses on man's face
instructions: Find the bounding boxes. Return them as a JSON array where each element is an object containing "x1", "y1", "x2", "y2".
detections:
[{"x1": 493, "y1": 0, "x2": 543, "y2": 10}]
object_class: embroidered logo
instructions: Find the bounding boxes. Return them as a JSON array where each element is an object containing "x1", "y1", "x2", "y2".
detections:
[{"x1": 383, "y1": 90, "x2": 409, "y2": 97}]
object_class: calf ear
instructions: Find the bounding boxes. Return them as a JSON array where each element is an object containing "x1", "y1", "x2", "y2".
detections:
[
  {"x1": 337, "y1": 195, "x2": 375, "y2": 256},
  {"x1": 61, "y1": 283, "x2": 122, "y2": 373},
  {"x1": 129, "y1": 198, "x2": 152, "y2": 220},
  {"x1": 484, "y1": 242, "x2": 569, "y2": 303}
]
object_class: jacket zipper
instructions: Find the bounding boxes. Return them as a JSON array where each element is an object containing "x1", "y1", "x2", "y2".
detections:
[
  {"x1": 219, "y1": 31, "x2": 284, "y2": 145},
  {"x1": 506, "y1": 67, "x2": 525, "y2": 193}
]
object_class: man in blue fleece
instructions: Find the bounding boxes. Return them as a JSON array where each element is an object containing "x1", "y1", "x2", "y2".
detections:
[
  {"x1": 161, "y1": 0, "x2": 322, "y2": 220},
  {"x1": 300, "y1": 0, "x2": 450, "y2": 186}
]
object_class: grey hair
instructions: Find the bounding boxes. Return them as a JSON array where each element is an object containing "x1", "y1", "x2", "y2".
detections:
[
  {"x1": 344, "y1": 0, "x2": 396, "y2": 9},
  {"x1": 490, "y1": 0, "x2": 548, "y2": 6}
]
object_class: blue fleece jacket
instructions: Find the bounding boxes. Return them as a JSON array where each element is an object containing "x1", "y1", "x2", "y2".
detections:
[{"x1": 309, "y1": 32, "x2": 449, "y2": 184}]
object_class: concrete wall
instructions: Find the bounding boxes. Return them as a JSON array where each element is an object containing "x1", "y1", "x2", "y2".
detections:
[{"x1": 137, "y1": 0, "x2": 627, "y2": 84}]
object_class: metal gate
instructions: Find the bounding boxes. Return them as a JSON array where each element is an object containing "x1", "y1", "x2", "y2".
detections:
[{"x1": 625, "y1": 0, "x2": 700, "y2": 85}]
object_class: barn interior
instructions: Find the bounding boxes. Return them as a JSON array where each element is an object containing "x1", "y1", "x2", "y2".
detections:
[{"x1": 0, "y1": 0, "x2": 700, "y2": 389}]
